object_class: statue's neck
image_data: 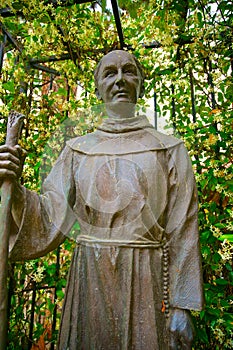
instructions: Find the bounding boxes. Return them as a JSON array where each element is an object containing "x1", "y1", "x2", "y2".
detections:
[
  {"x1": 97, "y1": 114, "x2": 153, "y2": 133},
  {"x1": 105, "y1": 103, "x2": 136, "y2": 119}
]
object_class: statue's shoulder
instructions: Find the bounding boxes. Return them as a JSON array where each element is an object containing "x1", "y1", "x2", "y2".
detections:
[
  {"x1": 66, "y1": 130, "x2": 105, "y2": 153},
  {"x1": 66, "y1": 128, "x2": 184, "y2": 155},
  {"x1": 148, "y1": 128, "x2": 183, "y2": 150}
]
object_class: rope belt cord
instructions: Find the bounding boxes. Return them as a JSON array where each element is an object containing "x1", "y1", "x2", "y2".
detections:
[{"x1": 76, "y1": 235, "x2": 167, "y2": 249}]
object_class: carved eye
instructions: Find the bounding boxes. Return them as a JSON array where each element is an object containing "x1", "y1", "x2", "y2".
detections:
[
  {"x1": 104, "y1": 70, "x2": 116, "y2": 78},
  {"x1": 123, "y1": 66, "x2": 137, "y2": 75}
]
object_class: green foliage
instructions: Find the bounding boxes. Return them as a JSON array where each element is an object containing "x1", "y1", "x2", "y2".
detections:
[
  {"x1": 0, "y1": 0, "x2": 232, "y2": 348},
  {"x1": 7, "y1": 240, "x2": 76, "y2": 349}
]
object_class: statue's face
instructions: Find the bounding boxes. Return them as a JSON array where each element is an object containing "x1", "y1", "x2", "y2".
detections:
[{"x1": 96, "y1": 51, "x2": 142, "y2": 104}]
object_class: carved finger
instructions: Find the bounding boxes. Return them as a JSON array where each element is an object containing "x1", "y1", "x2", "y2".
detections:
[
  {"x1": 0, "y1": 160, "x2": 20, "y2": 173},
  {"x1": 169, "y1": 335, "x2": 179, "y2": 350},
  {"x1": 181, "y1": 341, "x2": 192, "y2": 350},
  {"x1": 178, "y1": 325, "x2": 194, "y2": 350},
  {"x1": 0, "y1": 152, "x2": 20, "y2": 165},
  {"x1": 179, "y1": 321, "x2": 194, "y2": 347},
  {"x1": 0, "y1": 168, "x2": 18, "y2": 179},
  {"x1": 15, "y1": 145, "x2": 27, "y2": 161},
  {"x1": 179, "y1": 331, "x2": 193, "y2": 350},
  {"x1": 0, "y1": 145, "x2": 20, "y2": 158}
]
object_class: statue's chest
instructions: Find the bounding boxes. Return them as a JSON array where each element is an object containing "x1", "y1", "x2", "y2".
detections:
[{"x1": 74, "y1": 152, "x2": 168, "y2": 213}]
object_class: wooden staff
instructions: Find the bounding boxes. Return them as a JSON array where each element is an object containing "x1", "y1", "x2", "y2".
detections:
[{"x1": 0, "y1": 111, "x2": 24, "y2": 349}]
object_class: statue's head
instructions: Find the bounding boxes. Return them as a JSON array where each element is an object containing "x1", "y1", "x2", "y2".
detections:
[{"x1": 94, "y1": 50, "x2": 145, "y2": 105}]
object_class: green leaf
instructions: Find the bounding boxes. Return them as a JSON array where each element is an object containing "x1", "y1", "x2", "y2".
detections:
[
  {"x1": 200, "y1": 310, "x2": 205, "y2": 320},
  {"x1": 206, "y1": 307, "x2": 221, "y2": 317},
  {"x1": 215, "y1": 278, "x2": 228, "y2": 286},
  {"x1": 201, "y1": 246, "x2": 211, "y2": 256},
  {"x1": 225, "y1": 263, "x2": 232, "y2": 272},
  {"x1": 201, "y1": 231, "x2": 211, "y2": 241},
  {"x1": 197, "y1": 11, "x2": 203, "y2": 24},
  {"x1": 2, "y1": 81, "x2": 15, "y2": 93},
  {"x1": 195, "y1": 327, "x2": 209, "y2": 343},
  {"x1": 218, "y1": 234, "x2": 233, "y2": 242},
  {"x1": 229, "y1": 272, "x2": 233, "y2": 281},
  {"x1": 212, "y1": 252, "x2": 221, "y2": 263},
  {"x1": 56, "y1": 290, "x2": 65, "y2": 299}
]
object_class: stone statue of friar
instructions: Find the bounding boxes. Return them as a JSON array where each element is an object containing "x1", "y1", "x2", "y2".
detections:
[{"x1": 0, "y1": 50, "x2": 204, "y2": 349}]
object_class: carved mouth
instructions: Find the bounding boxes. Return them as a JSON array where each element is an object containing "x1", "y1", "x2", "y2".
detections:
[
  {"x1": 115, "y1": 89, "x2": 128, "y2": 93},
  {"x1": 114, "y1": 90, "x2": 129, "y2": 97}
]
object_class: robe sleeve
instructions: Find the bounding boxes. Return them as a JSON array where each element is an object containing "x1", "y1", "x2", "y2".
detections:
[
  {"x1": 165, "y1": 142, "x2": 204, "y2": 311},
  {"x1": 9, "y1": 146, "x2": 76, "y2": 261}
]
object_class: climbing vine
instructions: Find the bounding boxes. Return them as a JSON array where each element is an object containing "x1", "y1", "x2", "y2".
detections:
[{"x1": 0, "y1": 0, "x2": 232, "y2": 348}]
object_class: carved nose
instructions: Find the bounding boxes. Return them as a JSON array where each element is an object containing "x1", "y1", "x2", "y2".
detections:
[{"x1": 116, "y1": 70, "x2": 124, "y2": 85}]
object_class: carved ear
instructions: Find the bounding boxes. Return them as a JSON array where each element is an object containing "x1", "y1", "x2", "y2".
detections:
[
  {"x1": 95, "y1": 87, "x2": 102, "y2": 100},
  {"x1": 139, "y1": 84, "x2": 145, "y2": 98}
]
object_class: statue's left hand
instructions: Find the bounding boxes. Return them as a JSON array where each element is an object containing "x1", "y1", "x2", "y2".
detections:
[{"x1": 168, "y1": 308, "x2": 194, "y2": 350}]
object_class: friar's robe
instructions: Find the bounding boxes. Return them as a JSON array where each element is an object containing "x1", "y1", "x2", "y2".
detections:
[{"x1": 10, "y1": 115, "x2": 204, "y2": 350}]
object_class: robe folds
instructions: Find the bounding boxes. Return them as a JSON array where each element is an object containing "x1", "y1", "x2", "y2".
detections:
[{"x1": 9, "y1": 115, "x2": 204, "y2": 350}]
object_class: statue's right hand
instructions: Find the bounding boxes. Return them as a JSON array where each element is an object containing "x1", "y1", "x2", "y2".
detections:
[{"x1": 0, "y1": 145, "x2": 26, "y2": 185}]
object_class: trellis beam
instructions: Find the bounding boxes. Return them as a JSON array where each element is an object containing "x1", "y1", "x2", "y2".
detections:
[
  {"x1": 0, "y1": 22, "x2": 22, "y2": 53},
  {"x1": 111, "y1": 0, "x2": 125, "y2": 49}
]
